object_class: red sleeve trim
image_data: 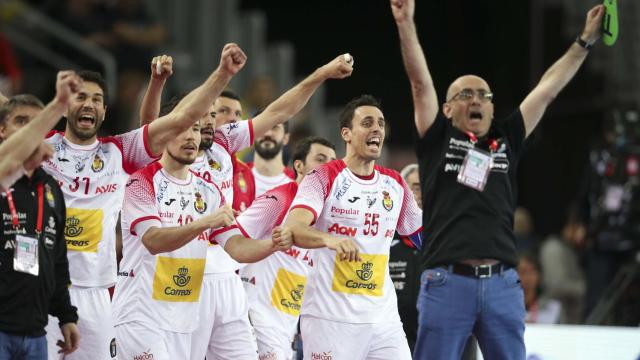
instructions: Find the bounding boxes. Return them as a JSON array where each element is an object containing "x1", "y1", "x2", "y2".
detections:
[
  {"x1": 290, "y1": 204, "x2": 317, "y2": 226},
  {"x1": 210, "y1": 225, "x2": 243, "y2": 243},
  {"x1": 142, "y1": 125, "x2": 157, "y2": 158},
  {"x1": 130, "y1": 216, "x2": 161, "y2": 236},
  {"x1": 248, "y1": 119, "x2": 254, "y2": 146},
  {"x1": 375, "y1": 164, "x2": 404, "y2": 185},
  {"x1": 399, "y1": 226, "x2": 423, "y2": 238},
  {"x1": 234, "y1": 222, "x2": 250, "y2": 238},
  {"x1": 46, "y1": 130, "x2": 61, "y2": 139}
]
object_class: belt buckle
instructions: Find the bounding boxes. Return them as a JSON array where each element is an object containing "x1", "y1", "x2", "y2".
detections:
[{"x1": 475, "y1": 264, "x2": 492, "y2": 278}]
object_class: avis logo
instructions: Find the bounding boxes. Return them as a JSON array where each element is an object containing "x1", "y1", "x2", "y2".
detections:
[
  {"x1": 64, "y1": 216, "x2": 83, "y2": 237},
  {"x1": 356, "y1": 262, "x2": 374, "y2": 281},
  {"x1": 173, "y1": 266, "x2": 191, "y2": 287},
  {"x1": 311, "y1": 352, "x2": 333, "y2": 360},
  {"x1": 327, "y1": 223, "x2": 356, "y2": 237},
  {"x1": 133, "y1": 350, "x2": 153, "y2": 360}
]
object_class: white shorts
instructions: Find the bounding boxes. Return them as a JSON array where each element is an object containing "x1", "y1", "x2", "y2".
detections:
[
  {"x1": 251, "y1": 314, "x2": 295, "y2": 360},
  {"x1": 300, "y1": 315, "x2": 411, "y2": 360},
  {"x1": 46, "y1": 286, "x2": 116, "y2": 360},
  {"x1": 115, "y1": 321, "x2": 191, "y2": 360},
  {"x1": 190, "y1": 272, "x2": 257, "y2": 360}
]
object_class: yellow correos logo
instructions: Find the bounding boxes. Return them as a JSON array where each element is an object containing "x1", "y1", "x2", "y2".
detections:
[
  {"x1": 64, "y1": 208, "x2": 102, "y2": 252},
  {"x1": 331, "y1": 254, "x2": 387, "y2": 297},
  {"x1": 152, "y1": 257, "x2": 205, "y2": 302},
  {"x1": 271, "y1": 268, "x2": 307, "y2": 316}
]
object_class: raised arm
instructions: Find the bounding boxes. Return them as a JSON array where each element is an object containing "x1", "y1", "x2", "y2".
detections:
[
  {"x1": 284, "y1": 208, "x2": 361, "y2": 262},
  {"x1": 251, "y1": 54, "x2": 353, "y2": 138},
  {"x1": 391, "y1": 0, "x2": 439, "y2": 138},
  {"x1": 146, "y1": 43, "x2": 247, "y2": 155},
  {"x1": 139, "y1": 55, "x2": 173, "y2": 126},
  {"x1": 0, "y1": 71, "x2": 80, "y2": 187},
  {"x1": 142, "y1": 205, "x2": 235, "y2": 255},
  {"x1": 520, "y1": 5, "x2": 604, "y2": 137}
]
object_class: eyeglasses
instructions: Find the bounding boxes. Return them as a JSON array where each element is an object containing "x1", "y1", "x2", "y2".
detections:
[{"x1": 448, "y1": 89, "x2": 494, "y2": 103}]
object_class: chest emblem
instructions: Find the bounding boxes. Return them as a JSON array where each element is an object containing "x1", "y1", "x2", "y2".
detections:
[
  {"x1": 194, "y1": 192, "x2": 207, "y2": 214},
  {"x1": 91, "y1": 154, "x2": 104, "y2": 172},
  {"x1": 382, "y1": 190, "x2": 393, "y2": 211}
]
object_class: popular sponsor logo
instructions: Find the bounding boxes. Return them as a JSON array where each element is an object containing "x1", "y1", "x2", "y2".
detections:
[
  {"x1": 194, "y1": 192, "x2": 207, "y2": 214},
  {"x1": 381, "y1": 191, "x2": 393, "y2": 211},
  {"x1": 133, "y1": 350, "x2": 153, "y2": 360},
  {"x1": 159, "y1": 211, "x2": 174, "y2": 219},
  {"x1": 311, "y1": 352, "x2": 333, "y2": 360},
  {"x1": 327, "y1": 223, "x2": 357, "y2": 237},
  {"x1": 330, "y1": 206, "x2": 359, "y2": 216},
  {"x1": 91, "y1": 154, "x2": 104, "y2": 172},
  {"x1": 334, "y1": 178, "x2": 351, "y2": 200}
]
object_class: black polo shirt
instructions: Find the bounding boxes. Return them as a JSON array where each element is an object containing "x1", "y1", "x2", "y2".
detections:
[
  {"x1": 416, "y1": 111, "x2": 526, "y2": 269},
  {"x1": 0, "y1": 167, "x2": 77, "y2": 336}
]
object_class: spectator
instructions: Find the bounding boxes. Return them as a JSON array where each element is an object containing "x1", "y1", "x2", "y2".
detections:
[{"x1": 518, "y1": 252, "x2": 563, "y2": 324}]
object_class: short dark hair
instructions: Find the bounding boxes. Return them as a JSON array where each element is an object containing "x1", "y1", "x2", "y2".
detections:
[
  {"x1": 77, "y1": 70, "x2": 108, "y2": 104},
  {"x1": 0, "y1": 94, "x2": 45, "y2": 125},
  {"x1": 338, "y1": 94, "x2": 382, "y2": 129},
  {"x1": 220, "y1": 90, "x2": 241, "y2": 102},
  {"x1": 291, "y1": 136, "x2": 335, "y2": 178}
]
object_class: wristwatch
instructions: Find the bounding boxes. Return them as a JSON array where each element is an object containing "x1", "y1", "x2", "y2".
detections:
[{"x1": 575, "y1": 36, "x2": 593, "y2": 50}]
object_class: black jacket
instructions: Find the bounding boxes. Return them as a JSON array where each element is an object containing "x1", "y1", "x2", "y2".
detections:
[{"x1": 0, "y1": 168, "x2": 78, "y2": 336}]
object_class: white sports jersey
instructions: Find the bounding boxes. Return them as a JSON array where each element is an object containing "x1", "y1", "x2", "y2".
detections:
[
  {"x1": 191, "y1": 120, "x2": 254, "y2": 274},
  {"x1": 113, "y1": 162, "x2": 240, "y2": 333},
  {"x1": 289, "y1": 159, "x2": 422, "y2": 324},
  {"x1": 43, "y1": 127, "x2": 156, "y2": 287},
  {"x1": 232, "y1": 182, "x2": 313, "y2": 331},
  {"x1": 252, "y1": 168, "x2": 295, "y2": 198}
]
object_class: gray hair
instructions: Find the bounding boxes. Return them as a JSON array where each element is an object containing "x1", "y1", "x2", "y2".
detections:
[{"x1": 400, "y1": 163, "x2": 419, "y2": 182}]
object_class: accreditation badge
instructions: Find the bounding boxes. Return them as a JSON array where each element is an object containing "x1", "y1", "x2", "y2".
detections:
[
  {"x1": 14, "y1": 234, "x2": 39, "y2": 276},
  {"x1": 457, "y1": 148, "x2": 492, "y2": 191}
]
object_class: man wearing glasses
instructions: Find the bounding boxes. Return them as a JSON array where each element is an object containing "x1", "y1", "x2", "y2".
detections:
[{"x1": 390, "y1": 0, "x2": 605, "y2": 358}]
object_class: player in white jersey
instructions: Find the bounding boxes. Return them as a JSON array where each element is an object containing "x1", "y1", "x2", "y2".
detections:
[
  {"x1": 43, "y1": 43, "x2": 248, "y2": 359},
  {"x1": 284, "y1": 95, "x2": 423, "y2": 359},
  {"x1": 236, "y1": 137, "x2": 336, "y2": 360},
  {"x1": 141, "y1": 53, "x2": 354, "y2": 360},
  {"x1": 113, "y1": 112, "x2": 292, "y2": 360}
]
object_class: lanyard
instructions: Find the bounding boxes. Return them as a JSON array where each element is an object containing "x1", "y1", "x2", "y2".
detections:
[
  {"x1": 6, "y1": 183, "x2": 44, "y2": 236},
  {"x1": 465, "y1": 131, "x2": 498, "y2": 152}
]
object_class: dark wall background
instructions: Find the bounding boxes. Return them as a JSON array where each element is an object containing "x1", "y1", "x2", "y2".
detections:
[{"x1": 240, "y1": 0, "x2": 606, "y2": 237}]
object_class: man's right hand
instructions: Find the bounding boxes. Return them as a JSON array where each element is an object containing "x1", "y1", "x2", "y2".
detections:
[
  {"x1": 218, "y1": 43, "x2": 247, "y2": 77},
  {"x1": 151, "y1": 54, "x2": 174, "y2": 81},
  {"x1": 207, "y1": 204, "x2": 235, "y2": 229},
  {"x1": 54, "y1": 71, "x2": 82, "y2": 105},
  {"x1": 325, "y1": 236, "x2": 361, "y2": 262},
  {"x1": 390, "y1": 0, "x2": 415, "y2": 24},
  {"x1": 318, "y1": 53, "x2": 354, "y2": 80}
]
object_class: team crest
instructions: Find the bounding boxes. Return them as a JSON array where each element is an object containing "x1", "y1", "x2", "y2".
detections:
[
  {"x1": 381, "y1": 191, "x2": 393, "y2": 211},
  {"x1": 194, "y1": 192, "x2": 207, "y2": 214},
  {"x1": 208, "y1": 159, "x2": 221, "y2": 171},
  {"x1": 237, "y1": 172, "x2": 247, "y2": 193},
  {"x1": 44, "y1": 184, "x2": 55, "y2": 207},
  {"x1": 91, "y1": 154, "x2": 104, "y2": 172}
]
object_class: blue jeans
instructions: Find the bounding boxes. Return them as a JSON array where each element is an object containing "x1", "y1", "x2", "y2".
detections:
[
  {"x1": 0, "y1": 331, "x2": 47, "y2": 360},
  {"x1": 414, "y1": 267, "x2": 526, "y2": 360}
]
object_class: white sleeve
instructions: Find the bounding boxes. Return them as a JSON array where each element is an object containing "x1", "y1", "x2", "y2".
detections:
[
  {"x1": 210, "y1": 226, "x2": 243, "y2": 248},
  {"x1": 288, "y1": 167, "x2": 330, "y2": 225},
  {"x1": 214, "y1": 120, "x2": 254, "y2": 154},
  {"x1": 236, "y1": 183, "x2": 295, "y2": 239},
  {"x1": 115, "y1": 125, "x2": 157, "y2": 174},
  {"x1": 396, "y1": 177, "x2": 423, "y2": 237},
  {"x1": 122, "y1": 173, "x2": 160, "y2": 236}
]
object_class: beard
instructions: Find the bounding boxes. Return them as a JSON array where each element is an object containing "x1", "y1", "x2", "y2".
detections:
[
  {"x1": 167, "y1": 148, "x2": 196, "y2": 165},
  {"x1": 255, "y1": 138, "x2": 283, "y2": 160},
  {"x1": 199, "y1": 138, "x2": 213, "y2": 151}
]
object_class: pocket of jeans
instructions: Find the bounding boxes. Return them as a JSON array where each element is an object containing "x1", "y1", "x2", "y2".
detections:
[
  {"x1": 502, "y1": 269, "x2": 521, "y2": 288},
  {"x1": 423, "y1": 268, "x2": 447, "y2": 291}
]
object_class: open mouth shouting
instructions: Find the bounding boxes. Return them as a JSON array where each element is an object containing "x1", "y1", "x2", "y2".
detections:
[
  {"x1": 78, "y1": 112, "x2": 96, "y2": 128},
  {"x1": 366, "y1": 135, "x2": 381, "y2": 151}
]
